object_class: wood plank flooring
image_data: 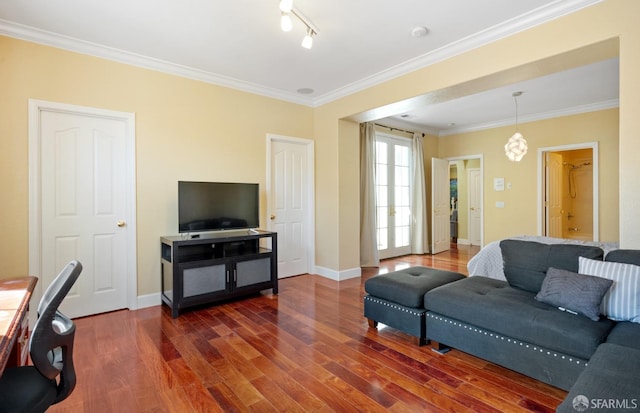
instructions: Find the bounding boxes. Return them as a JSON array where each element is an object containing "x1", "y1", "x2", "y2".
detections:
[{"x1": 48, "y1": 244, "x2": 567, "y2": 412}]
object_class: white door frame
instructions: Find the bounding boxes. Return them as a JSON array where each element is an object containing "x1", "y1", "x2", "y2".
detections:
[
  {"x1": 447, "y1": 154, "x2": 484, "y2": 247},
  {"x1": 537, "y1": 142, "x2": 599, "y2": 241},
  {"x1": 28, "y1": 99, "x2": 138, "y2": 310},
  {"x1": 266, "y1": 134, "x2": 315, "y2": 275},
  {"x1": 467, "y1": 167, "x2": 482, "y2": 246}
]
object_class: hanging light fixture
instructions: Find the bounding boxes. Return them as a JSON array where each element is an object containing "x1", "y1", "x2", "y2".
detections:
[{"x1": 504, "y1": 91, "x2": 528, "y2": 162}]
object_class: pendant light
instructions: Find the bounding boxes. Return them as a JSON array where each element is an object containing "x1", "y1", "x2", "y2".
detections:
[{"x1": 504, "y1": 91, "x2": 528, "y2": 162}]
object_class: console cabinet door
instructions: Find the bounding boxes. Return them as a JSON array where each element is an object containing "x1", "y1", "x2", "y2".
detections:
[
  {"x1": 234, "y1": 256, "x2": 272, "y2": 290},
  {"x1": 180, "y1": 261, "x2": 227, "y2": 297}
]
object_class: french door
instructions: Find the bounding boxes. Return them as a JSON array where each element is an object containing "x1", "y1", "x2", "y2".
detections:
[{"x1": 375, "y1": 134, "x2": 412, "y2": 259}]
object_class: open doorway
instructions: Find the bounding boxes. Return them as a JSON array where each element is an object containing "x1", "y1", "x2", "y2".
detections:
[
  {"x1": 448, "y1": 156, "x2": 483, "y2": 247},
  {"x1": 539, "y1": 143, "x2": 599, "y2": 241}
]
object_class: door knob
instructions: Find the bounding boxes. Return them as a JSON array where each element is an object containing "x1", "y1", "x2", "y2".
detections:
[
  {"x1": 117, "y1": 220, "x2": 126, "y2": 227},
  {"x1": 270, "y1": 215, "x2": 276, "y2": 220}
]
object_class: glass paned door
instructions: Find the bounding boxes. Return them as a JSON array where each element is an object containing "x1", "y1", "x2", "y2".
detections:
[{"x1": 375, "y1": 134, "x2": 412, "y2": 259}]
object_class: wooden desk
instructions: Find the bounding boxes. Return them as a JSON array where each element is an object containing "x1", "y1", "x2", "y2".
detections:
[{"x1": 0, "y1": 276, "x2": 37, "y2": 374}]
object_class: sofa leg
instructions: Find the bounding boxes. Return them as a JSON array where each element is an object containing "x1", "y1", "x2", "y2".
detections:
[
  {"x1": 367, "y1": 318, "x2": 378, "y2": 329},
  {"x1": 411, "y1": 336, "x2": 428, "y2": 346},
  {"x1": 430, "y1": 341, "x2": 451, "y2": 354}
]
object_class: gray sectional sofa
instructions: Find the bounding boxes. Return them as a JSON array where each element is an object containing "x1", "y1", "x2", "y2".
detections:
[{"x1": 423, "y1": 239, "x2": 640, "y2": 410}]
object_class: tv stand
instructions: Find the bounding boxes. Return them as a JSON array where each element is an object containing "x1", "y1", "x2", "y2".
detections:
[{"x1": 160, "y1": 230, "x2": 277, "y2": 318}]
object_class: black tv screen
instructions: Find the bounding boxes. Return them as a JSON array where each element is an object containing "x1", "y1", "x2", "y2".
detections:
[{"x1": 178, "y1": 181, "x2": 259, "y2": 233}]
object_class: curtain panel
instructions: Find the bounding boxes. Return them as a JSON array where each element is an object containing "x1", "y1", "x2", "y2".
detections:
[{"x1": 359, "y1": 123, "x2": 379, "y2": 267}]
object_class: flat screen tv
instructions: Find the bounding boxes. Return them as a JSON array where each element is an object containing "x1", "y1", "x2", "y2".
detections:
[{"x1": 178, "y1": 181, "x2": 259, "y2": 233}]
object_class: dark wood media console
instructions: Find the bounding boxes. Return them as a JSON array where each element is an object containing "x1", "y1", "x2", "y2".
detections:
[{"x1": 161, "y1": 230, "x2": 277, "y2": 317}]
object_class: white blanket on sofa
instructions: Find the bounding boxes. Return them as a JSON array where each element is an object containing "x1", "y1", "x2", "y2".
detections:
[{"x1": 467, "y1": 235, "x2": 619, "y2": 281}]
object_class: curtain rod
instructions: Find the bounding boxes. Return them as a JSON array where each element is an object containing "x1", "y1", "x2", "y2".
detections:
[{"x1": 374, "y1": 123, "x2": 424, "y2": 137}]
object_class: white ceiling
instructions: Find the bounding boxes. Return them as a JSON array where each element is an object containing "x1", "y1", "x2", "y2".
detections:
[{"x1": 0, "y1": 0, "x2": 617, "y2": 134}]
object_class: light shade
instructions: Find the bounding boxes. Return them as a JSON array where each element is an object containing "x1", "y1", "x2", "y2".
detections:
[
  {"x1": 280, "y1": 12, "x2": 293, "y2": 32},
  {"x1": 301, "y1": 30, "x2": 313, "y2": 49},
  {"x1": 504, "y1": 132, "x2": 528, "y2": 162},
  {"x1": 279, "y1": 0, "x2": 293, "y2": 13}
]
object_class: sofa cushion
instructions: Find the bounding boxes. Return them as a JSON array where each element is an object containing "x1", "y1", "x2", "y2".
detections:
[
  {"x1": 605, "y1": 321, "x2": 640, "y2": 351},
  {"x1": 557, "y1": 343, "x2": 640, "y2": 413},
  {"x1": 579, "y1": 256, "x2": 640, "y2": 323},
  {"x1": 534, "y1": 267, "x2": 613, "y2": 321},
  {"x1": 364, "y1": 266, "x2": 464, "y2": 308},
  {"x1": 606, "y1": 249, "x2": 640, "y2": 266},
  {"x1": 500, "y1": 240, "x2": 604, "y2": 293},
  {"x1": 424, "y1": 276, "x2": 615, "y2": 359}
]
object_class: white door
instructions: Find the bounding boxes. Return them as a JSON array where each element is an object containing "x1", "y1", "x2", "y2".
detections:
[
  {"x1": 431, "y1": 157, "x2": 450, "y2": 254},
  {"x1": 545, "y1": 152, "x2": 563, "y2": 238},
  {"x1": 35, "y1": 104, "x2": 135, "y2": 318},
  {"x1": 468, "y1": 168, "x2": 482, "y2": 246},
  {"x1": 375, "y1": 135, "x2": 412, "y2": 259},
  {"x1": 268, "y1": 137, "x2": 313, "y2": 278}
]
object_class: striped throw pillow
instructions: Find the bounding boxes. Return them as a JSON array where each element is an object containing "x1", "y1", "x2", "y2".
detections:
[{"x1": 579, "y1": 256, "x2": 640, "y2": 323}]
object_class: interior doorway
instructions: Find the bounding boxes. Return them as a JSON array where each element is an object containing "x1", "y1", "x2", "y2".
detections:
[
  {"x1": 29, "y1": 99, "x2": 137, "y2": 318},
  {"x1": 266, "y1": 134, "x2": 315, "y2": 278},
  {"x1": 538, "y1": 143, "x2": 599, "y2": 241},
  {"x1": 448, "y1": 156, "x2": 483, "y2": 247}
]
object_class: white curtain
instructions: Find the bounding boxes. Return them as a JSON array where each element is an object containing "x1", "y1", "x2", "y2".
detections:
[
  {"x1": 360, "y1": 122, "x2": 379, "y2": 267},
  {"x1": 411, "y1": 132, "x2": 429, "y2": 254}
]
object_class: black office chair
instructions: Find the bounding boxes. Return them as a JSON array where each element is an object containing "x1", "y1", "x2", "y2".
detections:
[{"x1": 0, "y1": 260, "x2": 82, "y2": 413}]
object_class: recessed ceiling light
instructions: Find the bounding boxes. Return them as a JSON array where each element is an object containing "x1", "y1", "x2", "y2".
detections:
[
  {"x1": 400, "y1": 114, "x2": 410, "y2": 118},
  {"x1": 297, "y1": 88, "x2": 314, "y2": 95},
  {"x1": 411, "y1": 26, "x2": 429, "y2": 38}
]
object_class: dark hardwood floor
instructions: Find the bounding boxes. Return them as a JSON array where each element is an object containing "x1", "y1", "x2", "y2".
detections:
[{"x1": 49, "y1": 244, "x2": 567, "y2": 412}]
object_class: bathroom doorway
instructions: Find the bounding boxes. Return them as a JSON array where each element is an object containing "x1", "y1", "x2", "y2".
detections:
[{"x1": 539, "y1": 143, "x2": 599, "y2": 241}]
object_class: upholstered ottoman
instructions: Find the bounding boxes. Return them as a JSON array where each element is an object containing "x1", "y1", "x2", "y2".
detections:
[{"x1": 364, "y1": 266, "x2": 465, "y2": 345}]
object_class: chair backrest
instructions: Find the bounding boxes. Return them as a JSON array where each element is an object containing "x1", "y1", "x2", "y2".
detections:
[{"x1": 29, "y1": 260, "x2": 82, "y2": 404}]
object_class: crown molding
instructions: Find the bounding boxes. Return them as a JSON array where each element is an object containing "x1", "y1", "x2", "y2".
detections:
[
  {"x1": 438, "y1": 99, "x2": 619, "y2": 136},
  {"x1": 312, "y1": 0, "x2": 604, "y2": 106},
  {"x1": 0, "y1": 19, "x2": 316, "y2": 106},
  {"x1": 0, "y1": 0, "x2": 602, "y2": 108}
]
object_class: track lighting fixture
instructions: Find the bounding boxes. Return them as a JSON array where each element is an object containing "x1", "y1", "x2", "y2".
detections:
[{"x1": 278, "y1": 1, "x2": 319, "y2": 49}]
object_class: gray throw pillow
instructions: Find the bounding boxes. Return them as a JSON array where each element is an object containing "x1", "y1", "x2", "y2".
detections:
[{"x1": 535, "y1": 267, "x2": 613, "y2": 321}]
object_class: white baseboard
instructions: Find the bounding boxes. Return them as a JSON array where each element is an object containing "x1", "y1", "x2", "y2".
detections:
[
  {"x1": 313, "y1": 266, "x2": 361, "y2": 281},
  {"x1": 132, "y1": 268, "x2": 362, "y2": 310},
  {"x1": 456, "y1": 238, "x2": 471, "y2": 245},
  {"x1": 135, "y1": 292, "x2": 161, "y2": 310}
]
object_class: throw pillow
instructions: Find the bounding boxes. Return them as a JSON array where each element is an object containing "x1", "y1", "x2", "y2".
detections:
[
  {"x1": 535, "y1": 267, "x2": 613, "y2": 321},
  {"x1": 579, "y1": 256, "x2": 640, "y2": 323}
]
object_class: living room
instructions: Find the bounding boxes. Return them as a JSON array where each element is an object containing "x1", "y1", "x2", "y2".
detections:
[{"x1": 1, "y1": 0, "x2": 639, "y2": 411}]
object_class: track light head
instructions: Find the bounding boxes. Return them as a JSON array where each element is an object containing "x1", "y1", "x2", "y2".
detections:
[
  {"x1": 301, "y1": 28, "x2": 314, "y2": 49},
  {"x1": 279, "y1": 0, "x2": 293, "y2": 13},
  {"x1": 280, "y1": 12, "x2": 293, "y2": 32}
]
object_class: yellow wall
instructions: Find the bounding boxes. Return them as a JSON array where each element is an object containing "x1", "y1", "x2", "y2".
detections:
[
  {"x1": 0, "y1": 36, "x2": 313, "y2": 294},
  {"x1": 439, "y1": 109, "x2": 619, "y2": 243},
  {"x1": 319, "y1": 0, "x2": 639, "y2": 272},
  {"x1": 2, "y1": 0, "x2": 639, "y2": 294}
]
